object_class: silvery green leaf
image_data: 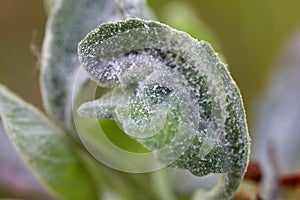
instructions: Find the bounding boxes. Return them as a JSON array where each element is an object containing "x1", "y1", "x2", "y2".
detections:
[
  {"x1": 0, "y1": 119, "x2": 52, "y2": 199},
  {"x1": 78, "y1": 19, "x2": 250, "y2": 199},
  {"x1": 0, "y1": 84, "x2": 98, "y2": 200},
  {"x1": 40, "y1": 0, "x2": 121, "y2": 126}
]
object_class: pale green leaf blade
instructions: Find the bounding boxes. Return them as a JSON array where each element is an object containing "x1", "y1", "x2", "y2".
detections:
[
  {"x1": 0, "y1": 84, "x2": 98, "y2": 200},
  {"x1": 40, "y1": 0, "x2": 120, "y2": 124}
]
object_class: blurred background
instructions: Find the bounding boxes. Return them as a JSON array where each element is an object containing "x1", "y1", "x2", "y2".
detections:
[{"x1": 1, "y1": 0, "x2": 300, "y2": 199}]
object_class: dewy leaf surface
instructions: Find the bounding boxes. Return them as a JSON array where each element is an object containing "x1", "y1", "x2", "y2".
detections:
[
  {"x1": 40, "y1": 0, "x2": 121, "y2": 125},
  {"x1": 78, "y1": 19, "x2": 250, "y2": 199},
  {"x1": 0, "y1": 84, "x2": 98, "y2": 200}
]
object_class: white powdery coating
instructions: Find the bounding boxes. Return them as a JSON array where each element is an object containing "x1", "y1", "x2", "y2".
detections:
[
  {"x1": 78, "y1": 19, "x2": 249, "y2": 199},
  {"x1": 82, "y1": 31, "x2": 228, "y2": 161},
  {"x1": 81, "y1": 21, "x2": 235, "y2": 155}
]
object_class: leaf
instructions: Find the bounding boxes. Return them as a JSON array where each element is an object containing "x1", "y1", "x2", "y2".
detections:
[
  {"x1": 78, "y1": 19, "x2": 250, "y2": 199},
  {"x1": 0, "y1": 84, "x2": 98, "y2": 200},
  {"x1": 40, "y1": 0, "x2": 121, "y2": 126},
  {"x1": 73, "y1": 81, "x2": 163, "y2": 173},
  {"x1": 0, "y1": 119, "x2": 53, "y2": 199}
]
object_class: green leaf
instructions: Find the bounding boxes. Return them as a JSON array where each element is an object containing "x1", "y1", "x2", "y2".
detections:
[
  {"x1": 78, "y1": 19, "x2": 250, "y2": 199},
  {"x1": 40, "y1": 0, "x2": 121, "y2": 125},
  {"x1": 0, "y1": 84, "x2": 98, "y2": 200}
]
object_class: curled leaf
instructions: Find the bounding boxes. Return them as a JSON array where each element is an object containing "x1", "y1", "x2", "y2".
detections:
[
  {"x1": 0, "y1": 84, "x2": 98, "y2": 200},
  {"x1": 77, "y1": 19, "x2": 250, "y2": 199}
]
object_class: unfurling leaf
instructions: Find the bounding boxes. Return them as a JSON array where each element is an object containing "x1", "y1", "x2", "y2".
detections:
[
  {"x1": 77, "y1": 19, "x2": 250, "y2": 199},
  {"x1": 0, "y1": 84, "x2": 98, "y2": 200}
]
